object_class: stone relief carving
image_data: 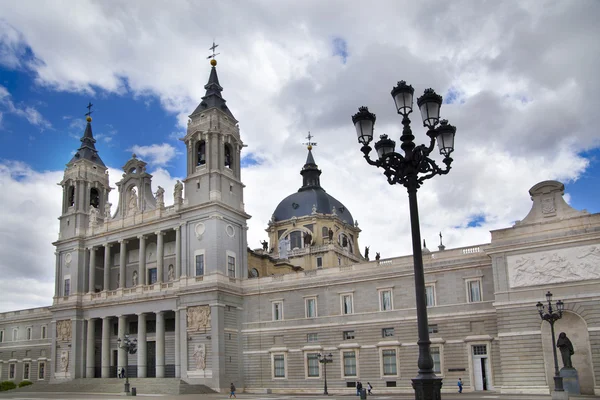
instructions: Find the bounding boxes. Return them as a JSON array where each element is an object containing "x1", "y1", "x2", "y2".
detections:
[
  {"x1": 64, "y1": 252, "x2": 71, "y2": 267},
  {"x1": 89, "y1": 206, "x2": 99, "y2": 228},
  {"x1": 56, "y1": 320, "x2": 72, "y2": 342},
  {"x1": 508, "y1": 245, "x2": 600, "y2": 288},
  {"x1": 195, "y1": 223, "x2": 205, "y2": 240},
  {"x1": 541, "y1": 196, "x2": 556, "y2": 215},
  {"x1": 193, "y1": 343, "x2": 206, "y2": 370},
  {"x1": 60, "y1": 350, "x2": 69, "y2": 372},
  {"x1": 187, "y1": 305, "x2": 211, "y2": 332}
]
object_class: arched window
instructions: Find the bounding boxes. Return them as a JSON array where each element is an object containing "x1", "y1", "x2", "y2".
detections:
[
  {"x1": 90, "y1": 188, "x2": 99, "y2": 208},
  {"x1": 322, "y1": 226, "x2": 329, "y2": 237},
  {"x1": 197, "y1": 140, "x2": 206, "y2": 166},
  {"x1": 289, "y1": 231, "x2": 303, "y2": 250},
  {"x1": 68, "y1": 186, "x2": 75, "y2": 207},
  {"x1": 224, "y1": 143, "x2": 232, "y2": 168}
]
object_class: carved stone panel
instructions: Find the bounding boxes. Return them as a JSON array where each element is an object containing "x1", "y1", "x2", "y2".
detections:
[
  {"x1": 192, "y1": 343, "x2": 206, "y2": 370},
  {"x1": 59, "y1": 350, "x2": 69, "y2": 372},
  {"x1": 507, "y1": 245, "x2": 600, "y2": 288},
  {"x1": 56, "y1": 320, "x2": 72, "y2": 342},
  {"x1": 187, "y1": 305, "x2": 211, "y2": 332}
]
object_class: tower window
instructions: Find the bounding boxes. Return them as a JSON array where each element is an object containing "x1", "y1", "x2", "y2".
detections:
[
  {"x1": 197, "y1": 140, "x2": 206, "y2": 166},
  {"x1": 90, "y1": 188, "x2": 100, "y2": 208},
  {"x1": 224, "y1": 144, "x2": 232, "y2": 168},
  {"x1": 68, "y1": 186, "x2": 75, "y2": 207}
]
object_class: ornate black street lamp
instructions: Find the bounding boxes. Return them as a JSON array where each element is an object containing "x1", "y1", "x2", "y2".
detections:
[
  {"x1": 117, "y1": 334, "x2": 138, "y2": 394},
  {"x1": 318, "y1": 353, "x2": 333, "y2": 395},
  {"x1": 352, "y1": 81, "x2": 456, "y2": 400},
  {"x1": 537, "y1": 291, "x2": 565, "y2": 394}
]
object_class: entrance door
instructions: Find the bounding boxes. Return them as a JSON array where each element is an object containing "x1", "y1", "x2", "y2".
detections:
[
  {"x1": 147, "y1": 341, "x2": 156, "y2": 378},
  {"x1": 472, "y1": 345, "x2": 489, "y2": 391}
]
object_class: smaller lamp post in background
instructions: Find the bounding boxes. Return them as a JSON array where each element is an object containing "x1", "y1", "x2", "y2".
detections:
[
  {"x1": 117, "y1": 334, "x2": 138, "y2": 394},
  {"x1": 318, "y1": 353, "x2": 333, "y2": 395},
  {"x1": 537, "y1": 291, "x2": 565, "y2": 395}
]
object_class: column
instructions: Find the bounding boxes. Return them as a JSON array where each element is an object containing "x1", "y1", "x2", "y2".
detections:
[
  {"x1": 103, "y1": 244, "x2": 112, "y2": 291},
  {"x1": 156, "y1": 231, "x2": 164, "y2": 284},
  {"x1": 156, "y1": 311, "x2": 165, "y2": 378},
  {"x1": 101, "y1": 317, "x2": 111, "y2": 378},
  {"x1": 137, "y1": 313, "x2": 147, "y2": 378},
  {"x1": 175, "y1": 226, "x2": 181, "y2": 279},
  {"x1": 138, "y1": 236, "x2": 146, "y2": 286},
  {"x1": 88, "y1": 247, "x2": 96, "y2": 294},
  {"x1": 86, "y1": 318, "x2": 96, "y2": 378},
  {"x1": 117, "y1": 315, "x2": 126, "y2": 375},
  {"x1": 54, "y1": 252, "x2": 60, "y2": 297},
  {"x1": 174, "y1": 309, "x2": 180, "y2": 378},
  {"x1": 119, "y1": 240, "x2": 127, "y2": 288}
]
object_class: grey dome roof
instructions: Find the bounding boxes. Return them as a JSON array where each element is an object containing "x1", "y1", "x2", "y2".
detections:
[{"x1": 272, "y1": 149, "x2": 354, "y2": 225}]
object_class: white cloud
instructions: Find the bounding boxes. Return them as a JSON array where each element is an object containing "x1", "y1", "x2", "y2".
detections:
[
  {"x1": 0, "y1": 84, "x2": 52, "y2": 130},
  {"x1": 128, "y1": 143, "x2": 177, "y2": 167}
]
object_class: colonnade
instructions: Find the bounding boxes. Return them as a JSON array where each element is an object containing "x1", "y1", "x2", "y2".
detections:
[
  {"x1": 84, "y1": 310, "x2": 181, "y2": 379},
  {"x1": 87, "y1": 226, "x2": 182, "y2": 293}
]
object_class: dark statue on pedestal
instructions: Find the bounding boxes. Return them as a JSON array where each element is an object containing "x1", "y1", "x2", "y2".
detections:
[
  {"x1": 364, "y1": 246, "x2": 370, "y2": 261},
  {"x1": 375, "y1": 252, "x2": 380, "y2": 261},
  {"x1": 328, "y1": 228, "x2": 333, "y2": 241},
  {"x1": 557, "y1": 332, "x2": 574, "y2": 369},
  {"x1": 260, "y1": 240, "x2": 268, "y2": 251}
]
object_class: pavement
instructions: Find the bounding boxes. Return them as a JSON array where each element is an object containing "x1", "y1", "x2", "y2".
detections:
[{"x1": 0, "y1": 392, "x2": 599, "y2": 400}]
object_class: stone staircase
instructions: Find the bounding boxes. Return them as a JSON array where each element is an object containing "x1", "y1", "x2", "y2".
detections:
[{"x1": 13, "y1": 378, "x2": 216, "y2": 395}]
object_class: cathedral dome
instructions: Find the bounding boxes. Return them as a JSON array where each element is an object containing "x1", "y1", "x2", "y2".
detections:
[{"x1": 272, "y1": 149, "x2": 354, "y2": 225}]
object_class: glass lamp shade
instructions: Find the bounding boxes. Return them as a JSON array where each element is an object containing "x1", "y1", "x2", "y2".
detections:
[
  {"x1": 557, "y1": 300, "x2": 564, "y2": 312},
  {"x1": 436, "y1": 120, "x2": 456, "y2": 157},
  {"x1": 546, "y1": 291, "x2": 553, "y2": 302},
  {"x1": 352, "y1": 106, "x2": 376, "y2": 145},
  {"x1": 374, "y1": 134, "x2": 396, "y2": 159},
  {"x1": 391, "y1": 81, "x2": 414, "y2": 116},
  {"x1": 417, "y1": 88, "x2": 443, "y2": 129},
  {"x1": 536, "y1": 302, "x2": 544, "y2": 314}
]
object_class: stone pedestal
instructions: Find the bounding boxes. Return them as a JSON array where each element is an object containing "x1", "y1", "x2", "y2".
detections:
[{"x1": 560, "y1": 367, "x2": 581, "y2": 396}]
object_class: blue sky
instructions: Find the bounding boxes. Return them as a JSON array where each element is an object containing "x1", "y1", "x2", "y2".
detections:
[{"x1": 1, "y1": 0, "x2": 599, "y2": 311}]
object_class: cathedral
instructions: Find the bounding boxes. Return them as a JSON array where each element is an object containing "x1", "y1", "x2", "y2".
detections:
[{"x1": 0, "y1": 59, "x2": 598, "y2": 396}]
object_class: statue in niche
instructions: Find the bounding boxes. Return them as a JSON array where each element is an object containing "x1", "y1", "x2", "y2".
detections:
[
  {"x1": 174, "y1": 180, "x2": 184, "y2": 204},
  {"x1": 328, "y1": 228, "x2": 334, "y2": 241},
  {"x1": 128, "y1": 187, "x2": 138, "y2": 215},
  {"x1": 342, "y1": 235, "x2": 348, "y2": 248},
  {"x1": 304, "y1": 232, "x2": 312, "y2": 247},
  {"x1": 557, "y1": 332, "x2": 575, "y2": 368},
  {"x1": 168, "y1": 264, "x2": 175, "y2": 281},
  {"x1": 56, "y1": 320, "x2": 72, "y2": 342},
  {"x1": 104, "y1": 202, "x2": 112, "y2": 219},
  {"x1": 132, "y1": 270, "x2": 138, "y2": 286},
  {"x1": 89, "y1": 206, "x2": 99, "y2": 227},
  {"x1": 187, "y1": 305, "x2": 211, "y2": 332},
  {"x1": 364, "y1": 246, "x2": 370, "y2": 261},
  {"x1": 260, "y1": 240, "x2": 269, "y2": 251},
  {"x1": 193, "y1": 343, "x2": 206, "y2": 370},
  {"x1": 375, "y1": 252, "x2": 381, "y2": 261},
  {"x1": 60, "y1": 350, "x2": 69, "y2": 372},
  {"x1": 155, "y1": 186, "x2": 165, "y2": 207},
  {"x1": 116, "y1": 273, "x2": 120, "y2": 288}
]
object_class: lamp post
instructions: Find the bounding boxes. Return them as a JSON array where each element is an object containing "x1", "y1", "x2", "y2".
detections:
[
  {"x1": 117, "y1": 334, "x2": 138, "y2": 394},
  {"x1": 318, "y1": 353, "x2": 333, "y2": 395},
  {"x1": 536, "y1": 291, "x2": 565, "y2": 394},
  {"x1": 352, "y1": 81, "x2": 456, "y2": 400}
]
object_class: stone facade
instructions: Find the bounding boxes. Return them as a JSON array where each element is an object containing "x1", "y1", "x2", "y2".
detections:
[{"x1": 0, "y1": 65, "x2": 599, "y2": 396}]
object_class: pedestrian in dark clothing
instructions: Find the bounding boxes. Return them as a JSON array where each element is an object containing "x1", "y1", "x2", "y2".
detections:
[
  {"x1": 458, "y1": 378, "x2": 463, "y2": 393},
  {"x1": 367, "y1": 382, "x2": 372, "y2": 395},
  {"x1": 230, "y1": 383, "x2": 236, "y2": 398},
  {"x1": 356, "y1": 381, "x2": 363, "y2": 396}
]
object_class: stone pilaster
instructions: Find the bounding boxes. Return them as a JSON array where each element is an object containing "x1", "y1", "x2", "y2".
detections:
[
  {"x1": 119, "y1": 240, "x2": 127, "y2": 288},
  {"x1": 138, "y1": 236, "x2": 146, "y2": 286},
  {"x1": 156, "y1": 311, "x2": 165, "y2": 378},
  {"x1": 88, "y1": 247, "x2": 96, "y2": 294},
  {"x1": 101, "y1": 317, "x2": 111, "y2": 378},
  {"x1": 103, "y1": 244, "x2": 112, "y2": 291},
  {"x1": 137, "y1": 313, "x2": 147, "y2": 378},
  {"x1": 86, "y1": 318, "x2": 95, "y2": 378},
  {"x1": 156, "y1": 232, "x2": 164, "y2": 284},
  {"x1": 117, "y1": 315, "x2": 126, "y2": 374}
]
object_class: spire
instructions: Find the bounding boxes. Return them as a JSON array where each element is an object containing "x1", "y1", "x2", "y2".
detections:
[
  {"x1": 299, "y1": 133, "x2": 322, "y2": 191},
  {"x1": 189, "y1": 49, "x2": 236, "y2": 121},
  {"x1": 68, "y1": 104, "x2": 106, "y2": 167}
]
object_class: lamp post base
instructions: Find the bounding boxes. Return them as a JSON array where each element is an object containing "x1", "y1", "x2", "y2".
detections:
[
  {"x1": 412, "y1": 377, "x2": 442, "y2": 400},
  {"x1": 124, "y1": 382, "x2": 130, "y2": 393},
  {"x1": 551, "y1": 389, "x2": 568, "y2": 400}
]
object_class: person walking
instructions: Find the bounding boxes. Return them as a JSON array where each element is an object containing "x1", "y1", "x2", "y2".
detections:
[
  {"x1": 230, "y1": 382, "x2": 236, "y2": 398},
  {"x1": 367, "y1": 382, "x2": 373, "y2": 395},
  {"x1": 356, "y1": 381, "x2": 362, "y2": 396},
  {"x1": 457, "y1": 378, "x2": 463, "y2": 393}
]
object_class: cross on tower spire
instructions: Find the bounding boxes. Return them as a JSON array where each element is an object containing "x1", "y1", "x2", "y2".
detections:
[
  {"x1": 303, "y1": 131, "x2": 317, "y2": 150},
  {"x1": 207, "y1": 41, "x2": 220, "y2": 61},
  {"x1": 85, "y1": 102, "x2": 93, "y2": 118}
]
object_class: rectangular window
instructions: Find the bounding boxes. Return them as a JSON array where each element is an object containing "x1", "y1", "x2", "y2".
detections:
[
  {"x1": 149, "y1": 268, "x2": 157, "y2": 284},
  {"x1": 41, "y1": 326, "x2": 47, "y2": 339},
  {"x1": 9, "y1": 363, "x2": 16, "y2": 380},
  {"x1": 382, "y1": 349, "x2": 397, "y2": 376},
  {"x1": 26, "y1": 327, "x2": 32, "y2": 340},
  {"x1": 227, "y1": 255, "x2": 236, "y2": 277},
  {"x1": 343, "y1": 351, "x2": 357, "y2": 377},
  {"x1": 64, "y1": 278, "x2": 71, "y2": 296},
  {"x1": 273, "y1": 354, "x2": 286, "y2": 378},
  {"x1": 472, "y1": 345, "x2": 487, "y2": 355},
  {"x1": 428, "y1": 324, "x2": 439, "y2": 334},
  {"x1": 0, "y1": 330, "x2": 4, "y2": 342},
  {"x1": 426, "y1": 285, "x2": 436, "y2": 306},
  {"x1": 316, "y1": 257, "x2": 323, "y2": 269},
  {"x1": 38, "y1": 362, "x2": 45, "y2": 380},
  {"x1": 305, "y1": 297, "x2": 317, "y2": 318},
  {"x1": 343, "y1": 330, "x2": 355, "y2": 340},
  {"x1": 382, "y1": 327, "x2": 394, "y2": 337},
  {"x1": 467, "y1": 279, "x2": 482, "y2": 302},
  {"x1": 12, "y1": 329, "x2": 17, "y2": 341},
  {"x1": 23, "y1": 363, "x2": 30, "y2": 380},
  {"x1": 195, "y1": 254, "x2": 204, "y2": 276},
  {"x1": 307, "y1": 353, "x2": 320, "y2": 377},
  {"x1": 341, "y1": 294, "x2": 353, "y2": 315},
  {"x1": 380, "y1": 289, "x2": 393, "y2": 311},
  {"x1": 431, "y1": 347, "x2": 441, "y2": 373},
  {"x1": 272, "y1": 301, "x2": 283, "y2": 321},
  {"x1": 307, "y1": 333, "x2": 318, "y2": 342}
]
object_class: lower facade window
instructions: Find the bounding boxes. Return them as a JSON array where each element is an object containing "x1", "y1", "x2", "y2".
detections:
[
  {"x1": 431, "y1": 346, "x2": 441, "y2": 374},
  {"x1": 9, "y1": 363, "x2": 15, "y2": 380},
  {"x1": 195, "y1": 254, "x2": 204, "y2": 276},
  {"x1": 307, "y1": 353, "x2": 320, "y2": 377},
  {"x1": 467, "y1": 279, "x2": 482, "y2": 302},
  {"x1": 63, "y1": 278, "x2": 70, "y2": 296},
  {"x1": 273, "y1": 354, "x2": 286, "y2": 378},
  {"x1": 343, "y1": 351, "x2": 357, "y2": 377},
  {"x1": 38, "y1": 362, "x2": 45, "y2": 380},
  {"x1": 227, "y1": 255, "x2": 236, "y2": 277},
  {"x1": 23, "y1": 363, "x2": 30, "y2": 380},
  {"x1": 382, "y1": 349, "x2": 397, "y2": 376}
]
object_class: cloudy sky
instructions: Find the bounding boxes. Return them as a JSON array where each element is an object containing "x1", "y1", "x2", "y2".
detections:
[{"x1": 0, "y1": 0, "x2": 599, "y2": 312}]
